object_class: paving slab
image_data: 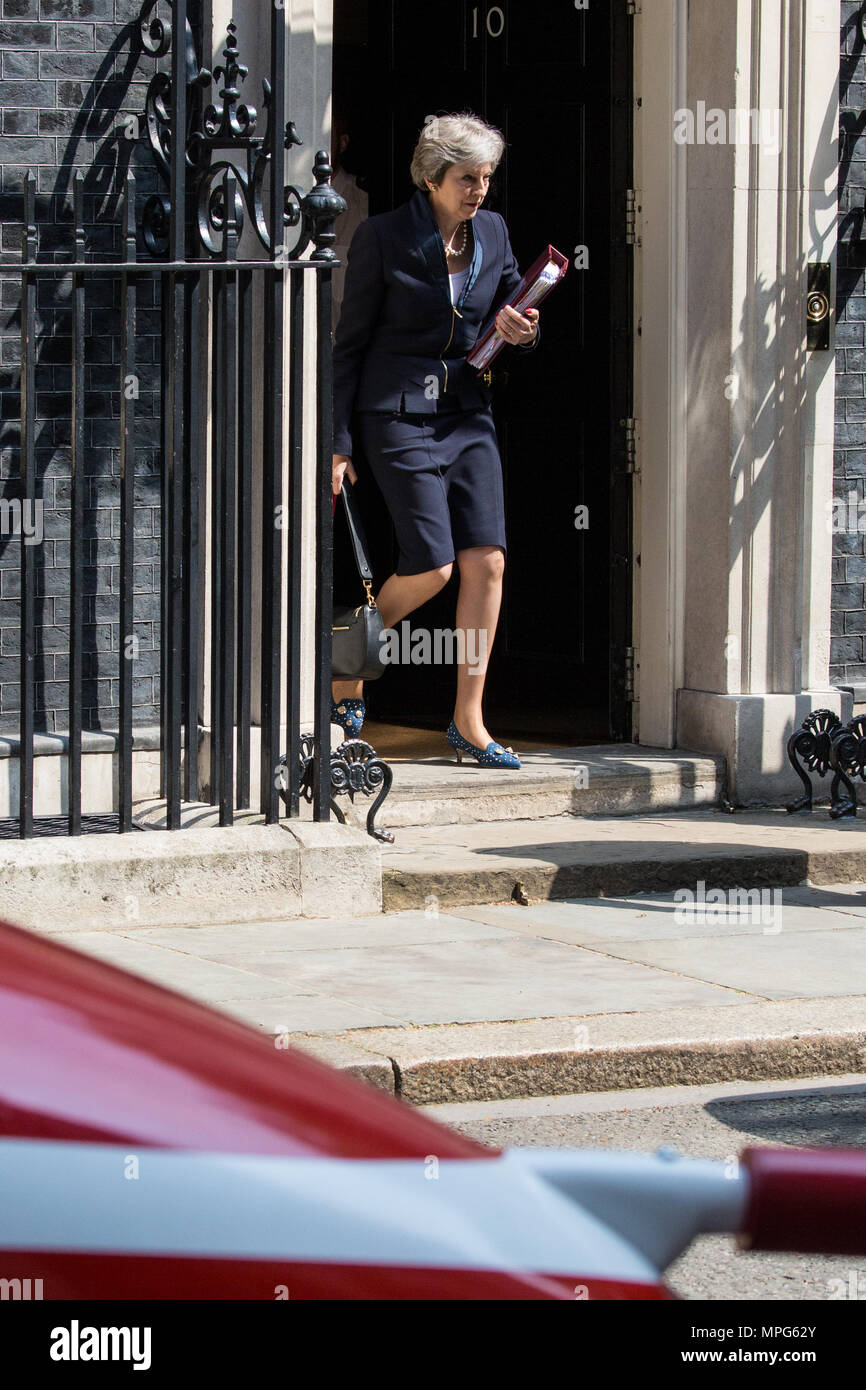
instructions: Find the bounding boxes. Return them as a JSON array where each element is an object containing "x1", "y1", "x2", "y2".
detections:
[
  {"x1": 129, "y1": 911, "x2": 510, "y2": 958},
  {"x1": 208, "y1": 934, "x2": 745, "y2": 1026},
  {"x1": 592, "y1": 929, "x2": 866, "y2": 1000},
  {"x1": 209, "y1": 993, "x2": 406, "y2": 1033},
  {"x1": 784, "y1": 883, "x2": 866, "y2": 917},
  {"x1": 50, "y1": 881, "x2": 866, "y2": 1104},
  {"x1": 449, "y1": 894, "x2": 864, "y2": 942},
  {"x1": 59, "y1": 932, "x2": 315, "y2": 1004}
]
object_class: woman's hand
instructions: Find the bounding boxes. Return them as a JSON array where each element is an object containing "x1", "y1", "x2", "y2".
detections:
[
  {"x1": 332, "y1": 453, "x2": 358, "y2": 495},
  {"x1": 494, "y1": 305, "x2": 539, "y2": 345}
]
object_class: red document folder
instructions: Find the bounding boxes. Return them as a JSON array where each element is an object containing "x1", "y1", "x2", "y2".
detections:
[{"x1": 467, "y1": 244, "x2": 569, "y2": 372}]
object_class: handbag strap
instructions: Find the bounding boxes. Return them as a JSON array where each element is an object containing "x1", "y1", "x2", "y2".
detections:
[{"x1": 339, "y1": 479, "x2": 374, "y2": 589}]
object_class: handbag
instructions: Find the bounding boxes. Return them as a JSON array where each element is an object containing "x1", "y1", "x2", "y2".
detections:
[{"x1": 331, "y1": 480, "x2": 387, "y2": 680}]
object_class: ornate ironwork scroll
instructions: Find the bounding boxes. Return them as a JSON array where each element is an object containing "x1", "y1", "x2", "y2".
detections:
[
  {"x1": 786, "y1": 708, "x2": 843, "y2": 813},
  {"x1": 786, "y1": 708, "x2": 863, "y2": 818},
  {"x1": 285, "y1": 736, "x2": 394, "y2": 844},
  {"x1": 827, "y1": 714, "x2": 866, "y2": 819},
  {"x1": 138, "y1": 3, "x2": 345, "y2": 258}
]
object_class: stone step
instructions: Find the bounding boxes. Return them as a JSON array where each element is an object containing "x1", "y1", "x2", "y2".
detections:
[
  {"x1": 380, "y1": 807, "x2": 866, "y2": 912},
  {"x1": 359, "y1": 743, "x2": 724, "y2": 830},
  {"x1": 133, "y1": 744, "x2": 723, "y2": 834}
]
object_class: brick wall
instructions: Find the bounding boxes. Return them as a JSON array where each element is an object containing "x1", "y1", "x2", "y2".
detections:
[
  {"x1": 0, "y1": 0, "x2": 165, "y2": 734},
  {"x1": 834, "y1": 3, "x2": 866, "y2": 689}
]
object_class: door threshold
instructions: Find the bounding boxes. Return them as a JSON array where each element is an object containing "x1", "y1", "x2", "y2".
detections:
[
  {"x1": 362, "y1": 720, "x2": 584, "y2": 763},
  {"x1": 336, "y1": 741, "x2": 725, "y2": 831}
]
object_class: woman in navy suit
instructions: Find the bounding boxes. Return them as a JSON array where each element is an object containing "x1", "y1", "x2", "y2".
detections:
[{"x1": 331, "y1": 113, "x2": 539, "y2": 769}]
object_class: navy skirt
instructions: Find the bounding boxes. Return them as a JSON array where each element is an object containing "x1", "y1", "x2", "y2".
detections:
[{"x1": 356, "y1": 400, "x2": 507, "y2": 576}]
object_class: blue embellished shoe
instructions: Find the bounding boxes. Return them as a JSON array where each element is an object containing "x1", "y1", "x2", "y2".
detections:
[
  {"x1": 446, "y1": 718, "x2": 521, "y2": 768},
  {"x1": 330, "y1": 696, "x2": 365, "y2": 738}
]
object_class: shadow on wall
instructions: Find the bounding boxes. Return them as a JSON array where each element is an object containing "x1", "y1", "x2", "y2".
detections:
[
  {"x1": 0, "y1": 16, "x2": 168, "y2": 736},
  {"x1": 682, "y1": 5, "x2": 845, "y2": 796},
  {"x1": 838, "y1": 3, "x2": 866, "y2": 271}
]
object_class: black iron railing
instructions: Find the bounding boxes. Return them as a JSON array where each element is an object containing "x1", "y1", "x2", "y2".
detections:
[{"x1": 0, "y1": 0, "x2": 346, "y2": 837}]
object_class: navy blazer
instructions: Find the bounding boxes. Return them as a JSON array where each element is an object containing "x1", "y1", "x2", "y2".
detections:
[{"x1": 332, "y1": 188, "x2": 538, "y2": 456}]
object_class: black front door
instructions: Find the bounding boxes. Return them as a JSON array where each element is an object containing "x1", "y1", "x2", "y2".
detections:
[{"x1": 332, "y1": 0, "x2": 632, "y2": 742}]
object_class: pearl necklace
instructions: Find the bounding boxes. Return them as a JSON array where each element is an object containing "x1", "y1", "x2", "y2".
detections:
[{"x1": 444, "y1": 221, "x2": 468, "y2": 258}]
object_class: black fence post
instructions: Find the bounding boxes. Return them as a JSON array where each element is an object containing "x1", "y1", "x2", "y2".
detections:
[
  {"x1": 68, "y1": 171, "x2": 86, "y2": 835},
  {"x1": 18, "y1": 171, "x2": 37, "y2": 839},
  {"x1": 305, "y1": 152, "x2": 345, "y2": 822},
  {"x1": 164, "y1": 0, "x2": 189, "y2": 829},
  {"x1": 218, "y1": 168, "x2": 239, "y2": 826},
  {"x1": 236, "y1": 261, "x2": 253, "y2": 809},
  {"x1": 285, "y1": 264, "x2": 305, "y2": 818},
  {"x1": 259, "y1": 0, "x2": 286, "y2": 824},
  {"x1": 119, "y1": 172, "x2": 137, "y2": 833}
]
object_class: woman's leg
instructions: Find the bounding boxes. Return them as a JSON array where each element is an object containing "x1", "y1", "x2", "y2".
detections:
[
  {"x1": 332, "y1": 563, "x2": 453, "y2": 703},
  {"x1": 452, "y1": 544, "x2": 505, "y2": 749}
]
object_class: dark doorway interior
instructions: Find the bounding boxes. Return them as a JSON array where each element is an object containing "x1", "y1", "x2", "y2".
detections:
[{"x1": 331, "y1": 0, "x2": 632, "y2": 744}]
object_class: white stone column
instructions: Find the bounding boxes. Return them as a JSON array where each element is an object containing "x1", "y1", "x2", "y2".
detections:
[
  {"x1": 640, "y1": 0, "x2": 849, "y2": 800},
  {"x1": 633, "y1": 0, "x2": 689, "y2": 749}
]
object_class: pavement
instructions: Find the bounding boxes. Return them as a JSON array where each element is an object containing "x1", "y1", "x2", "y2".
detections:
[{"x1": 35, "y1": 877, "x2": 866, "y2": 1105}]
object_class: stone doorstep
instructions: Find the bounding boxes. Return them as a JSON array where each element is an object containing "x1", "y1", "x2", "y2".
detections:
[
  {"x1": 278, "y1": 997, "x2": 866, "y2": 1103},
  {"x1": 382, "y1": 847, "x2": 812, "y2": 913},
  {"x1": 379, "y1": 808, "x2": 866, "y2": 912},
  {"x1": 360, "y1": 743, "x2": 724, "y2": 829},
  {"x1": 135, "y1": 744, "x2": 725, "y2": 832},
  {"x1": 0, "y1": 821, "x2": 382, "y2": 930}
]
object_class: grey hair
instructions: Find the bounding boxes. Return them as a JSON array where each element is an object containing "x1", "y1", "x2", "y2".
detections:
[{"x1": 410, "y1": 112, "x2": 505, "y2": 191}]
